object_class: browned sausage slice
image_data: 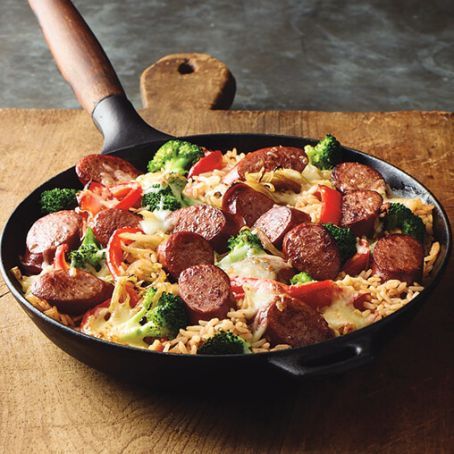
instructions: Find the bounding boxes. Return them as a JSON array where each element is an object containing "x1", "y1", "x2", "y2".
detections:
[
  {"x1": 76, "y1": 154, "x2": 141, "y2": 186},
  {"x1": 223, "y1": 146, "x2": 308, "y2": 184},
  {"x1": 222, "y1": 183, "x2": 274, "y2": 226},
  {"x1": 253, "y1": 205, "x2": 310, "y2": 247},
  {"x1": 257, "y1": 294, "x2": 333, "y2": 347},
  {"x1": 371, "y1": 234, "x2": 424, "y2": 284},
  {"x1": 157, "y1": 231, "x2": 214, "y2": 279},
  {"x1": 283, "y1": 223, "x2": 341, "y2": 280},
  {"x1": 169, "y1": 204, "x2": 239, "y2": 250},
  {"x1": 332, "y1": 162, "x2": 386, "y2": 194},
  {"x1": 341, "y1": 190, "x2": 383, "y2": 237},
  {"x1": 26, "y1": 210, "x2": 83, "y2": 266},
  {"x1": 31, "y1": 269, "x2": 113, "y2": 315},
  {"x1": 90, "y1": 208, "x2": 141, "y2": 246},
  {"x1": 20, "y1": 249, "x2": 44, "y2": 275},
  {"x1": 178, "y1": 264, "x2": 233, "y2": 323}
]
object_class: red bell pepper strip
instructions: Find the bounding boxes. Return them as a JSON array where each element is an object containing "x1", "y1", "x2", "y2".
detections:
[
  {"x1": 286, "y1": 280, "x2": 340, "y2": 309},
  {"x1": 53, "y1": 244, "x2": 69, "y2": 270},
  {"x1": 112, "y1": 182, "x2": 142, "y2": 210},
  {"x1": 106, "y1": 226, "x2": 142, "y2": 278},
  {"x1": 343, "y1": 239, "x2": 370, "y2": 276},
  {"x1": 318, "y1": 185, "x2": 342, "y2": 225},
  {"x1": 188, "y1": 150, "x2": 224, "y2": 178},
  {"x1": 81, "y1": 298, "x2": 111, "y2": 330},
  {"x1": 77, "y1": 182, "x2": 113, "y2": 216},
  {"x1": 125, "y1": 282, "x2": 140, "y2": 307}
]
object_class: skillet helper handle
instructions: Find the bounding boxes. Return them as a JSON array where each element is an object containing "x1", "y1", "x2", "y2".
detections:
[
  {"x1": 268, "y1": 337, "x2": 373, "y2": 379},
  {"x1": 28, "y1": 0, "x2": 123, "y2": 114}
]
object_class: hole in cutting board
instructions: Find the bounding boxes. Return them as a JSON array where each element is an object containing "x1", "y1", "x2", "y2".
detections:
[{"x1": 178, "y1": 60, "x2": 195, "y2": 75}]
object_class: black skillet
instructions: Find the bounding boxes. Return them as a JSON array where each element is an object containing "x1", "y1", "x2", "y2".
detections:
[{"x1": 0, "y1": 0, "x2": 451, "y2": 386}]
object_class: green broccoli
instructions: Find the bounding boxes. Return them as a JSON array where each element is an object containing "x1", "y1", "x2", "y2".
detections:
[
  {"x1": 141, "y1": 175, "x2": 197, "y2": 212},
  {"x1": 384, "y1": 202, "x2": 425, "y2": 243},
  {"x1": 40, "y1": 188, "x2": 78, "y2": 214},
  {"x1": 217, "y1": 229, "x2": 265, "y2": 268},
  {"x1": 147, "y1": 140, "x2": 203, "y2": 175},
  {"x1": 69, "y1": 227, "x2": 105, "y2": 271},
  {"x1": 323, "y1": 223, "x2": 356, "y2": 263},
  {"x1": 304, "y1": 134, "x2": 342, "y2": 170},
  {"x1": 198, "y1": 331, "x2": 250, "y2": 355},
  {"x1": 290, "y1": 271, "x2": 315, "y2": 285},
  {"x1": 142, "y1": 185, "x2": 181, "y2": 211},
  {"x1": 119, "y1": 289, "x2": 188, "y2": 343}
]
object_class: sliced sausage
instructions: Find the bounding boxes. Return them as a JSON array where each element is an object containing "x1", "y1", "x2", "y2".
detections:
[
  {"x1": 169, "y1": 204, "x2": 239, "y2": 251},
  {"x1": 76, "y1": 154, "x2": 141, "y2": 186},
  {"x1": 178, "y1": 264, "x2": 233, "y2": 323},
  {"x1": 222, "y1": 183, "x2": 274, "y2": 226},
  {"x1": 371, "y1": 234, "x2": 424, "y2": 284},
  {"x1": 332, "y1": 162, "x2": 386, "y2": 194},
  {"x1": 253, "y1": 205, "x2": 310, "y2": 247},
  {"x1": 31, "y1": 269, "x2": 113, "y2": 315},
  {"x1": 20, "y1": 249, "x2": 44, "y2": 275},
  {"x1": 341, "y1": 190, "x2": 383, "y2": 237},
  {"x1": 25, "y1": 210, "x2": 83, "y2": 267},
  {"x1": 283, "y1": 223, "x2": 341, "y2": 280},
  {"x1": 157, "y1": 231, "x2": 214, "y2": 279},
  {"x1": 256, "y1": 294, "x2": 333, "y2": 347},
  {"x1": 90, "y1": 208, "x2": 141, "y2": 246},
  {"x1": 223, "y1": 146, "x2": 308, "y2": 184}
]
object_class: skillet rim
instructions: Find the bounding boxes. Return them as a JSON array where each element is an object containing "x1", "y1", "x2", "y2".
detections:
[{"x1": 0, "y1": 132, "x2": 451, "y2": 360}]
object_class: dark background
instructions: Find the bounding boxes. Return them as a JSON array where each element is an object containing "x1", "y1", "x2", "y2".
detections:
[{"x1": 2, "y1": 0, "x2": 453, "y2": 110}]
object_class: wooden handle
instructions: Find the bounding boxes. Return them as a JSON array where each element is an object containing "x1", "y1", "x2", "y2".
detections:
[
  {"x1": 29, "y1": 0, "x2": 124, "y2": 113},
  {"x1": 140, "y1": 53, "x2": 236, "y2": 111}
]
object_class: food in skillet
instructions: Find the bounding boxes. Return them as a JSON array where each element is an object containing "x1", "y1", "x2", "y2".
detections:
[{"x1": 12, "y1": 136, "x2": 440, "y2": 354}]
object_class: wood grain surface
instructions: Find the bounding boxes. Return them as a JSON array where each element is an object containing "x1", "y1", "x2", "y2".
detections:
[{"x1": 1, "y1": 55, "x2": 453, "y2": 453}]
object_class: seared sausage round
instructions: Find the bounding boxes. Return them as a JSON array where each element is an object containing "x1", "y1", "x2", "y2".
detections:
[
  {"x1": 76, "y1": 154, "x2": 141, "y2": 186},
  {"x1": 169, "y1": 204, "x2": 238, "y2": 251},
  {"x1": 178, "y1": 264, "x2": 233, "y2": 323},
  {"x1": 223, "y1": 146, "x2": 308, "y2": 184},
  {"x1": 257, "y1": 294, "x2": 333, "y2": 347},
  {"x1": 371, "y1": 234, "x2": 424, "y2": 284},
  {"x1": 20, "y1": 249, "x2": 44, "y2": 275},
  {"x1": 31, "y1": 269, "x2": 113, "y2": 315},
  {"x1": 26, "y1": 210, "x2": 82, "y2": 266},
  {"x1": 341, "y1": 190, "x2": 383, "y2": 237},
  {"x1": 91, "y1": 208, "x2": 141, "y2": 246},
  {"x1": 253, "y1": 205, "x2": 310, "y2": 247},
  {"x1": 157, "y1": 231, "x2": 214, "y2": 279},
  {"x1": 222, "y1": 183, "x2": 274, "y2": 226},
  {"x1": 332, "y1": 162, "x2": 386, "y2": 194},
  {"x1": 283, "y1": 223, "x2": 341, "y2": 280}
]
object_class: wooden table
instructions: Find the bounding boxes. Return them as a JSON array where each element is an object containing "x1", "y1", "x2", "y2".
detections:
[{"x1": 1, "y1": 54, "x2": 453, "y2": 453}]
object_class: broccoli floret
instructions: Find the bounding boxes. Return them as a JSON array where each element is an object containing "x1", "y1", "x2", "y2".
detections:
[
  {"x1": 141, "y1": 175, "x2": 197, "y2": 212},
  {"x1": 304, "y1": 134, "x2": 342, "y2": 170},
  {"x1": 69, "y1": 227, "x2": 105, "y2": 271},
  {"x1": 40, "y1": 188, "x2": 78, "y2": 214},
  {"x1": 142, "y1": 186, "x2": 181, "y2": 211},
  {"x1": 323, "y1": 223, "x2": 356, "y2": 263},
  {"x1": 147, "y1": 140, "x2": 203, "y2": 175},
  {"x1": 217, "y1": 229, "x2": 265, "y2": 267},
  {"x1": 290, "y1": 272, "x2": 315, "y2": 285},
  {"x1": 384, "y1": 203, "x2": 425, "y2": 243},
  {"x1": 198, "y1": 331, "x2": 250, "y2": 355},
  {"x1": 119, "y1": 289, "x2": 188, "y2": 343}
]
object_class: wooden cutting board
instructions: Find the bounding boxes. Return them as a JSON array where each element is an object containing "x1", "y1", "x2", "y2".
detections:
[{"x1": 0, "y1": 53, "x2": 452, "y2": 454}]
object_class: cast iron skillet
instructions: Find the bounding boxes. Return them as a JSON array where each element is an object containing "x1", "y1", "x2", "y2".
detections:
[{"x1": 0, "y1": 0, "x2": 450, "y2": 385}]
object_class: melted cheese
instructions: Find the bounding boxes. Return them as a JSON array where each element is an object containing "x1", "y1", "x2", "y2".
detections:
[
  {"x1": 218, "y1": 254, "x2": 291, "y2": 281},
  {"x1": 139, "y1": 209, "x2": 174, "y2": 235},
  {"x1": 321, "y1": 289, "x2": 370, "y2": 334}
]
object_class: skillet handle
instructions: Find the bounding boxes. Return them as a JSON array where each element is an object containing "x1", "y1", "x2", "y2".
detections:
[
  {"x1": 28, "y1": 0, "x2": 123, "y2": 114},
  {"x1": 28, "y1": 0, "x2": 172, "y2": 152},
  {"x1": 268, "y1": 337, "x2": 374, "y2": 379}
]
